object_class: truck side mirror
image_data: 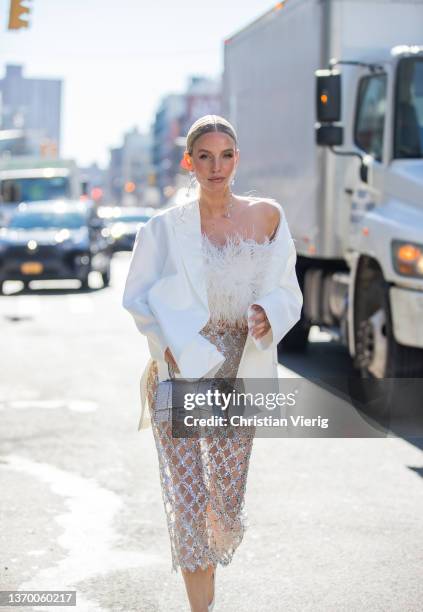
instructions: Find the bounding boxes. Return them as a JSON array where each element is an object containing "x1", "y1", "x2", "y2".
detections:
[
  {"x1": 315, "y1": 70, "x2": 342, "y2": 122},
  {"x1": 316, "y1": 125, "x2": 344, "y2": 146}
]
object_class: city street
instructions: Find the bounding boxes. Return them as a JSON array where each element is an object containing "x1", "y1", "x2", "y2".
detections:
[{"x1": 1, "y1": 253, "x2": 422, "y2": 612}]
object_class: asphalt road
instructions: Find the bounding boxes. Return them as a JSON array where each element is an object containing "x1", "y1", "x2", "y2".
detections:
[{"x1": 1, "y1": 253, "x2": 422, "y2": 612}]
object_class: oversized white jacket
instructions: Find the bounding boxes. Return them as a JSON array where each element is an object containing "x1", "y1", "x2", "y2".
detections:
[{"x1": 122, "y1": 197, "x2": 303, "y2": 430}]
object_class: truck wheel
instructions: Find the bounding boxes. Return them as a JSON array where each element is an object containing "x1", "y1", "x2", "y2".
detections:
[
  {"x1": 355, "y1": 276, "x2": 423, "y2": 378},
  {"x1": 349, "y1": 273, "x2": 423, "y2": 422},
  {"x1": 278, "y1": 261, "x2": 309, "y2": 352}
]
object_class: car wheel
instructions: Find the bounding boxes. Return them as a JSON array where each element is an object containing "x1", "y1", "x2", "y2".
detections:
[
  {"x1": 101, "y1": 267, "x2": 111, "y2": 287},
  {"x1": 80, "y1": 273, "x2": 90, "y2": 290}
]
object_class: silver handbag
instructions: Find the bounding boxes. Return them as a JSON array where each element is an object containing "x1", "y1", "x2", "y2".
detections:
[
  {"x1": 153, "y1": 362, "x2": 229, "y2": 424},
  {"x1": 153, "y1": 362, "x2": 175, "y2": 423}
]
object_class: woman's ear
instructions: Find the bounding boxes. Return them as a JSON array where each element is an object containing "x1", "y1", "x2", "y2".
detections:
[{"x1": 180, "y1": 151, "x2": 193, "y2": 171}]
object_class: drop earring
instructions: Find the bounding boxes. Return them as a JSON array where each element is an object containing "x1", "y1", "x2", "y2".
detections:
[{"x1": 186, "y1": 172, "x2": 196, "y2": 198}]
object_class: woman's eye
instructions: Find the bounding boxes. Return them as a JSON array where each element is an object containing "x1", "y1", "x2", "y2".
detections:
[
  {"x1": 199, "y1": 154, "x2": 208, "y2": 159},
  {"x1": 224, "y1": 153, "x2": 233, "y2": 158}
]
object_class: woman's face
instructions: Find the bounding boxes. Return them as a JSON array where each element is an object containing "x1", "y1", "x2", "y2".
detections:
[{"x1": 188, "y1": 131, "x2": 239, "y2": 193}]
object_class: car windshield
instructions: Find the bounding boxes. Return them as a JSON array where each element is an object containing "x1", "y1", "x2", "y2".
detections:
[
  {"x1": 394, "y1": 57, "x2": 423, "y2": 159},
  {"x1": 0, "y1": 176, "x2": 71, "y2": 203},
  {"x1": 8, "y1": 211, "x2": 86, "y2": 229},
  {"x1": 115, "y1": 215, "x2": 150, "y2": 223}
]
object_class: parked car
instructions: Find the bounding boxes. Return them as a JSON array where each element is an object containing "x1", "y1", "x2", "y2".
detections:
[
  {"x1": 98, "y1": 206, "x2": 156, "y2": 251},
  {"x1": 0, "y1": 200, "x2": 113, "y2": 293}
]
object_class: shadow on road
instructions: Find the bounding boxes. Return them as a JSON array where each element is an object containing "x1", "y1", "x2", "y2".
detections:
[{"x1": 279, "y1": 335, "x2": 423, "y2": 454}]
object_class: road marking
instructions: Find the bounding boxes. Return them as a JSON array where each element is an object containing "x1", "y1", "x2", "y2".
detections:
[
  {"x1": 66, "y1": 295, "x2": 95, "y2": 314},
  {"x1": 0, "y1": 294, "x2": 98, "y2": 318},
  {"x1": 0, "y1": 295, "x2": 42, "y2": 318},
  {"x1": 27, "y1": 549, "x2": 47, "y2": 557},
  {"x1": 2, "y1": 399, "x2": 98, "y2": 412},
  {"x1": 3, "y1": 454, "x2": 157, "y2": 612},
  {"x1": 67, "y1": 400, "x2": 97, "y2": 412}
]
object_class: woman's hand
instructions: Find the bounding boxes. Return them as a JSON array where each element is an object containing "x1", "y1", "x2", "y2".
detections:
[
  {"x1": 248, "y1": 304, "x2": 271, "y2": 340},
  {"x1": 164, "y1": 347, "x2": 180, "y2": 373}
]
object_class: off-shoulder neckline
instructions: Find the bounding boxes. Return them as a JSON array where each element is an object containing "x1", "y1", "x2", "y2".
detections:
[{"x1": 201, "y1": 231, "x2": 276, "y2": 250}]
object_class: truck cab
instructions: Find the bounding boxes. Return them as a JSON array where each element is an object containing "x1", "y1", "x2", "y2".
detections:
[
  {"x1": 0, "y1": 158, "x2": 82, "y2": 225},
  {"x1": 314, "y1": 46, "x2": 423, "y2": 378}
]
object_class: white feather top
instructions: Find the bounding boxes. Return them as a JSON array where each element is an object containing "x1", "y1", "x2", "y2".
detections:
[{"x1": 201, "y1": 232, "x2": 277, "y2": 326}]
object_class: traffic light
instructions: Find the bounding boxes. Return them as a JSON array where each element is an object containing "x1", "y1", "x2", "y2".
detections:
[
  {"x1": 8, "y1": 0, "x2": 31, "y2": 30},
  {"x1": 124, "y1": 181, "x2": 136, "y2": 193}
]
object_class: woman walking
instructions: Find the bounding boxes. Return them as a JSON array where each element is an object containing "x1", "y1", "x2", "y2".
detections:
[{"x1": 123, "y1": 115, "x2": 303, "y2": 611}]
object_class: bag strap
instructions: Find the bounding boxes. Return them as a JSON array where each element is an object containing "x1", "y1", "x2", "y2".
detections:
[{"x1": 167, "y1": 360, "x2": 174, "y2": 380}]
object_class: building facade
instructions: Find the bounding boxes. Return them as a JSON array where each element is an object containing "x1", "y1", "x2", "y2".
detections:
[
  {"x1": 107, "y1": 127, "x2": 156, "y2": 206},
  {"x1": 0, "y1": 65, "x2": 62, "y2": 158},
  {"x1": 152, "y1": 76, "x2": 221, "y2": 204}
]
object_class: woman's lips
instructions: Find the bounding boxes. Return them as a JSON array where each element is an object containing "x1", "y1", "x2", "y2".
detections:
[{"x1": 209, "y1": 177, "x2": 225, "y2": 182}]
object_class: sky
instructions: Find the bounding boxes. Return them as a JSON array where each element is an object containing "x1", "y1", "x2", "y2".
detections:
[{"x1": 0, "y1": 0, "x2": 272, "y2": 168}]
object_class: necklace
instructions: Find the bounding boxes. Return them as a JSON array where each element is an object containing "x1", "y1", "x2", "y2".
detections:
[
  {"x1": 199, "y1": 194, "x2": 235, "y2": 221},
  {"x1": 223, "y1": 197, "x2": 235, "y2": 218}
]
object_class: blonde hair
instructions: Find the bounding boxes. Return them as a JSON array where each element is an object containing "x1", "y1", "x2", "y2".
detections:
[{"x1": 186, "y1": 115, "x2": 238, "y2": 155}]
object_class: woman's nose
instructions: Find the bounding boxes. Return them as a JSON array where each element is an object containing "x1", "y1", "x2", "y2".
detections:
[{"x1": 211, "y1": 157, "x2": 221, "y2": 172}]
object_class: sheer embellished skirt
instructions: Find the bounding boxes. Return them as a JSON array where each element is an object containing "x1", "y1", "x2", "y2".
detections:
[{"x1": 146, "y1": 319, "x2": 256, "y2": 573}]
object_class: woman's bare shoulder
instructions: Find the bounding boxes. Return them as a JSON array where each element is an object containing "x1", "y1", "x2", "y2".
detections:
[
  {"x1": 235, "y1": 195, "x2": 282, "y2": 235},
  {"x1": 236, "y1": 194, "x2": 281, "y2": 212}
]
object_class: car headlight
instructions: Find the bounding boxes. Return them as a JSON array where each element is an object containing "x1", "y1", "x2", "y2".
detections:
[
  {"x1": 111, "y1": 223, "x2": 125, "y2": 239},
  {"x1": 74, "y1": 254, "x2": 90, "y2": 266},
  {"x1": 391, "y1": 239, "x2": 423, "y2": 277}
]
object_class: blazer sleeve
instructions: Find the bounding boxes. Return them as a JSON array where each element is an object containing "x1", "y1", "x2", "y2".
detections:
[
  {"x1": 122, "y1": 218, "x2": 168, "y2": 361},
  {"x1": 249, "y1": 207, "x2": 303, "y2": 351}
]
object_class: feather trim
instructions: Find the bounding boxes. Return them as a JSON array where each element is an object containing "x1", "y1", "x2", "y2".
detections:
[{"x1": 201, "y1": 232, "x2": 277, "y2": 326}]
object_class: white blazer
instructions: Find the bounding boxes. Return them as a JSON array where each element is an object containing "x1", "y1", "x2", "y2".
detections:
[{"x1": 122, "y1": 197, "x2": 303, "y2": 431}]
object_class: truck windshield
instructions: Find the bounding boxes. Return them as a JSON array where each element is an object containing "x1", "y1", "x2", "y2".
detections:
[
  {"x1": 394, "y1": 58, "x2": 423, "y2": 159},
  {"x1": 8, "y1": 211, "x2": 86, "y2": 230},
  {"x1": 0, "y1": 176, "x2": 71, "y2": 203}
]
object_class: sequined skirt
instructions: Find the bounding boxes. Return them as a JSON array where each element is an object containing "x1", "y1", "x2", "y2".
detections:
[{"x1": 146, "y1": 319, "x2": 256, "y2": 573}]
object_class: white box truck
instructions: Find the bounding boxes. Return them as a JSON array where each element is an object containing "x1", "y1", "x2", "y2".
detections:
[
  {"x1": 223, "y1": 0, "x2": 423, "y2": 379},
  {"x1": 0, "y1": 157, "x2": 83, "y2": 224}
]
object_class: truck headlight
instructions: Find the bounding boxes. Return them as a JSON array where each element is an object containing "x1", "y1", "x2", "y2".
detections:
[{"x1": 391, "y1": 240, "x2": 423, "y2": 277}]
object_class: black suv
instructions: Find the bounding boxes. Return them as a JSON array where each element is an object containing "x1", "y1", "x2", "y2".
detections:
[{"x1": 0, "y1": 200, "x2": 113, "y2": 292}]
